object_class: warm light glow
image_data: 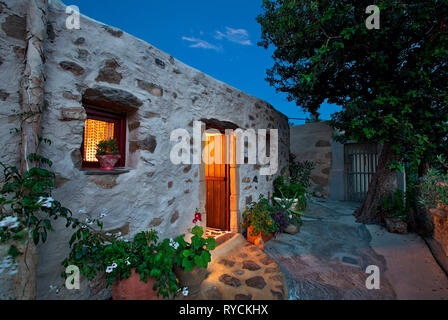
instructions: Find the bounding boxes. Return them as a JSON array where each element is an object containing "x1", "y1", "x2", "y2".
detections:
[{"x1": 83, "y1": 119, "x2": 114, "y2": 162}]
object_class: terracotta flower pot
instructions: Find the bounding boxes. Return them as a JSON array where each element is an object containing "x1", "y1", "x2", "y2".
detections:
[
  {"x1": 247, "y1": 226, "x2": 274, "y2": 245},
  {"x1": 96, "y1": 154, "x2": 121, "y2": 171},
  {"x1": 112, "y1": 268, "x2": 162, "y2": 300},
  {"x1": 173, "y1": 265, "x2": 207, "y2": 298}
]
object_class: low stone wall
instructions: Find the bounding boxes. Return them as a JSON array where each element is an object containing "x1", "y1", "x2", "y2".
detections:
[{"x1": 290, "y1": 122, "x2": 333, "y2": 197}]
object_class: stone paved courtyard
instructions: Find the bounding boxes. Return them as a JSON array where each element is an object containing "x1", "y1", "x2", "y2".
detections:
[
  {"x1": 264, "y1": 198, "x2": 448, "y2": 300},
  {"x1": 179, "y1": 233, "x2": 288, "y2": 300}
]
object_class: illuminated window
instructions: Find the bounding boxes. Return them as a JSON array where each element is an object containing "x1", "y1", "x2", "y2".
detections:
[{"x1": 81, "y1": 107, "x2": 126, "y2": 168}]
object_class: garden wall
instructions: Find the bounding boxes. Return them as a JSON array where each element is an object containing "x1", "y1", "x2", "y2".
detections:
[
  {"x1": 290, "y1": 122, "x2": 333, "y2": 197},
  {"x1": 0, "y1": 0, "x2": 289, "y2": 299}
]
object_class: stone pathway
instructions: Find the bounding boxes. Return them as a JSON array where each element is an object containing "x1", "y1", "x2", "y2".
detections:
[
  {"x1": 181, "y1": 233, "x2": 288, "y2": 300},
  {"x1": 264, "y1": 198, "x2": 448, "y2": 300}
]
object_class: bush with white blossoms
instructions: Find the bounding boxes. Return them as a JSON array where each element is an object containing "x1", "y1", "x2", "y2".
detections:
[{"x1": 0, "y1": 148, "x2": 106, "y2": 273}]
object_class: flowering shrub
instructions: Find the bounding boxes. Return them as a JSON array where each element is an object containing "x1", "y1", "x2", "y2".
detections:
[
  {"x1": 241, "y1": 195, "x2": 277, "y2": 237},
  {"x1": 174, "y1": 212, "x2": 217, "y2": 272},
  {"x1": 0, "y1": 145, "x2": 99, "y2": 275},
  {"x1": 63, "y1": 212, "x2": 217, "y2": 299}
]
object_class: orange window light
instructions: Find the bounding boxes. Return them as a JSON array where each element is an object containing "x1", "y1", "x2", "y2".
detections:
[{"x1": 83, "y1": 119, "x2": 115, "y2": 162}]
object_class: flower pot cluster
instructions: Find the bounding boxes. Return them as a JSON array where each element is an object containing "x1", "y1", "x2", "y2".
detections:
[
  {"x1": 242, "y1": 181, "x2": 307, "y2": 250},
  {"x1": 63, "y1": 211, "x2": 217, "y2": 300}
]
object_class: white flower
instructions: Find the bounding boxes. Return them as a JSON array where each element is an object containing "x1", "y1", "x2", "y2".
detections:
[
  {"x1": 126, "y1": 260, "x2": 131, "y2": 266},
  {"x1": 78, "y1": 209, "x2": 87, "y2": 214},
  {"x1": 37, "y1": 196, "x2": 54, "y2": 208},
  {"x1": 116, "y1": 232, "x2": 122, "y2": 237},
  {"x1": 0, "y1": 216, "x2": 18, "y2": 228},
  {"x1": 182, "y1": 287, "x2": 189, "y2": 296},
  {"x1": 106, "y1": 266, "x2": 114, "y2": 273},
  {"x1": 105, "y1": 233, "x2": 112, "y2": 236},
  {"x1": 169, "y1": 239, "x2": 179, "y2": 250},
  {"x1": 111, "y1": 263, "x2": 118, "y2": 269}
]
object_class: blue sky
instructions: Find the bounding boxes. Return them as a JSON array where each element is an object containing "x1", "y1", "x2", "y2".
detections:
[{"x1": 68, "y1": 0, "x2": 340, "y2": 125}]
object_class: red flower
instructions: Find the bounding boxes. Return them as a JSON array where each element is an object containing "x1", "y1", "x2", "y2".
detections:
[{"x1": 194, "y1": 212, "x2": 202, "y2": 222}]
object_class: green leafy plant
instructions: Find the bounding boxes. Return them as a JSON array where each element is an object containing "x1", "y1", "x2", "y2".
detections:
[
  {"x1": 273, "y1": 176, "x2": 308, "y2": 211},
  {"x1": 174, "y1": 225, "x2": 218, "y2": 273},
  {"x1": 96, "y1": 138, "x2": 119, "y2": 156},
  {"x1": 272, "y1": 196, "x2": 304, "y2": 228},
  {"x1": 380, "y1": 189, "x2": 410, "y2": 220},
  {"x1": 241, "y1": 195, "x2": 276, "y2": 237},
  {"x1": 64, "y1": 214, "x2": 218, "y2": 299},
  {"x1": 289, "y1": 153, "x2": 315, "y2": 188},
  {"x1": 418, "y1": 165, "x2": 448, "y2": 210},
  {"x1": 64, "y1": 228, "x2": 180, "y2": 299},
  {"x1": 0, "y1": 138, "x2": 95, "y2": 275}
]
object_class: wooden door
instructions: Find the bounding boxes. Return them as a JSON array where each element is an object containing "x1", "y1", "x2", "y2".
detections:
[{"x1": 205, "y1": 133, "x2": 229, "y2": 230}]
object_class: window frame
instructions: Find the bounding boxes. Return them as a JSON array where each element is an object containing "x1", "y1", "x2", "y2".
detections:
[{"x1": 81, "y1": 106, "x2": 127, "y2": 168}]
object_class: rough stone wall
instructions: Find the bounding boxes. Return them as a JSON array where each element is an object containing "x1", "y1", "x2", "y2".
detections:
[
  {"x1": 0, "y1": 0, "x2": 26, "y2": 168},
  {"x1": 0, "y1": 0, "x2": 289, "y2": 299},
  {"x1": 0, "y1": 0, "x2": 28, "y2": 300},
  {"x1": 290, "y1": 122, "x2": 333, "y2": 197}
]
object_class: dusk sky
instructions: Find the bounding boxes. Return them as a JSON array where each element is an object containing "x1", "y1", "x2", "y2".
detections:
[{"x1": 68, "y1": 0, "x2": 340, "y2": 125}]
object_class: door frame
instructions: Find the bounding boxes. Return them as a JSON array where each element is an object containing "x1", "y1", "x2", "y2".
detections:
[{"x1": 204, "y1": 126, "x2": 230, "y2": 231}]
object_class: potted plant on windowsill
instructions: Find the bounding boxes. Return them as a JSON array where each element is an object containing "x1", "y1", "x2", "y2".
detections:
[
  {"x1": 96, "y1": 138, "x2": 120, "y2": 171},
  {"x1": 242, "y1": 195, "x2": 276, "y2": 248}
]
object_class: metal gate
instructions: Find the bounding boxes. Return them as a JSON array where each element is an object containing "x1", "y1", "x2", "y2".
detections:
[{"x1": 344, "y1": 143, "x2": 379, "y2": 201}]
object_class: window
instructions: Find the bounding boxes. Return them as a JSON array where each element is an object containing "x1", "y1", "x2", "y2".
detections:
[{"x1": 81, "y1": 107, "x2": 126, "y2": 168}]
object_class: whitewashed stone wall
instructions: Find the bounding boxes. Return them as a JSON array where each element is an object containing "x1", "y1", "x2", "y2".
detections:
[{"x1": 0, "y1": 0, "x2": 289, "y2": 299}]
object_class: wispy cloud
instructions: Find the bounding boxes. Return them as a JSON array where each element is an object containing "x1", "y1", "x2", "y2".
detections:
[
  {"x1": 181, "y1": 36, "x2": 221, "y2": 51},
  {"x1": 215, "y1": 27, "x2": 252, "y2": 46}
]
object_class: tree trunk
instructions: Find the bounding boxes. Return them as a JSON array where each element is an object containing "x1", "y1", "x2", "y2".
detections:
[
  {"x1": 354, "y1": 143, "x2": 399, "y2": 224},
  {"x1": 16, "y1": 0, "x2": 48, "y2": 300}
]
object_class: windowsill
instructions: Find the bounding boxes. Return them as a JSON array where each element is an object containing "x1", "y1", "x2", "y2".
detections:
[{"x1": 82, "y1": 167, "x2": 130, "y2": 175}]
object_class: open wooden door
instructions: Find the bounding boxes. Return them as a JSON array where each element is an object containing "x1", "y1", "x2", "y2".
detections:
[{"x1": 204, "y1": 132, "x2": 229, "y2": 230}]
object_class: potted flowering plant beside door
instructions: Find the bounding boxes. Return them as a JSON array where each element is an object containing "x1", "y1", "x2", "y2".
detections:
[{"x1": 96, "y1": 138, "x2": 121, "y2": 171}]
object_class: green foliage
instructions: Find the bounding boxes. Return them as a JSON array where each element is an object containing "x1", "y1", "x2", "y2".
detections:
[
  {"x1": 418, "y1": 156, "x2": 448, "y2": 209},
  {"x1": 257, "y1": 0, "x2": 448, "y2": 168},
  {"x1": 96, "y1": 138, "x2": 119, "y2": 156},
  {"x1": 289, "y1": 153, "x2": 315, "y2": 188},
  {"x1": 271, "y1": 197, "x2": 304, "y2": 228},
  {"x1": 241, "y1": 195, "x2": 277, "y2": 237},
  {"x1": 380, "y1": 189, "x2": 411, "y2": 219},
  {"x1": 273, "y1": 176, "x2": 307, "y2": 211},
  {"x1": 174, "y1": 226, "x2": 218, "y2": 273},
  {"x1": 0, "y1": 142, "x2": 94, "y2": 275},
  {"x1": 64, "y1": 225, "x2": 217, "y2": 299}
]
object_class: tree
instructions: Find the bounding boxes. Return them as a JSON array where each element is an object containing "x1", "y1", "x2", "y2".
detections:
[{"x1": 257, "y1": 0, "x2": 448, "y2": 223}]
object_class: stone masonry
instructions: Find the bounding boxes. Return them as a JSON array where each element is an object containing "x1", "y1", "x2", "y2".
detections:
[{"x1": 0, "y1": 0, "x2": 289, "y2": 299}]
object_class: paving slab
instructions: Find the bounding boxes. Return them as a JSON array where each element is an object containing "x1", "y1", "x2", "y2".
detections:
[{"x1": 265, "y1": 199, "x2": 448, "y2": 300}]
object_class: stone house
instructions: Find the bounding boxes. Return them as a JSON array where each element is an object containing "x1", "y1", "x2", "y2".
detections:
[{"x1": 0, "y1": 0, "x2": 289, "y2": 299}]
